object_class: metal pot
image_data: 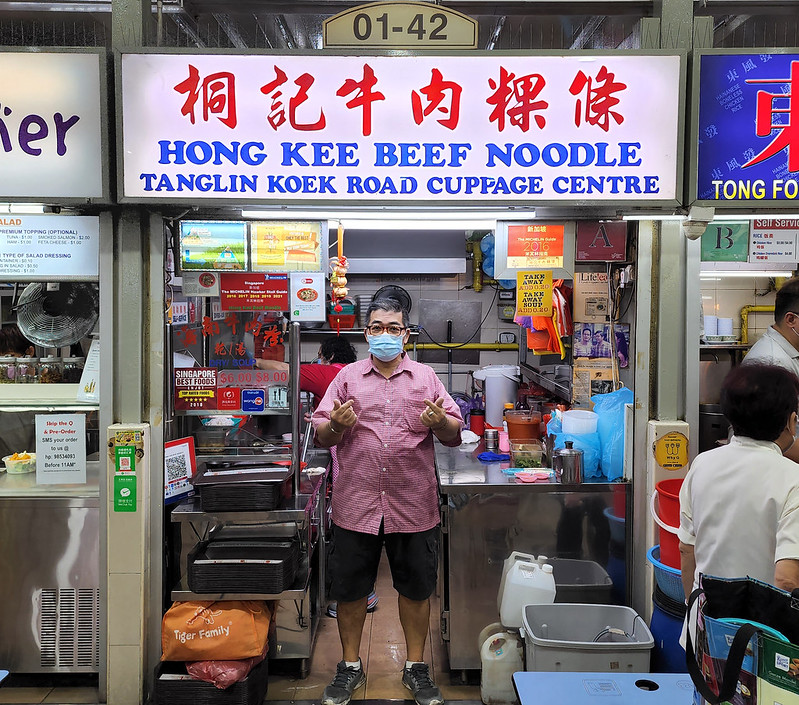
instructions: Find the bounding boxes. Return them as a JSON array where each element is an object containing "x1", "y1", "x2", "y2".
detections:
[{"x1": 552, "y1": 441, "x2": 583, "y2": 483}]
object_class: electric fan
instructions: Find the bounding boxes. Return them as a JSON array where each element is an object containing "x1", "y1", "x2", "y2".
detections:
[{"x1": 15, "y1": 283, "x2": 99, "y2": 348}]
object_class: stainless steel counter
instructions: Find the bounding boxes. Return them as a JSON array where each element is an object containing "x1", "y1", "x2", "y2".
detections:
[
  {"x1": 435, "y1": 442, "x2": 630, "y2": 674},
  {"x1": 0, "y1": 461, "x2": 100, "y2": 499}
]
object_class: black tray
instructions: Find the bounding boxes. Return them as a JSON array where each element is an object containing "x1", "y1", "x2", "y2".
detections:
[
  {"x1": 193, "y1": 463, "x2": 292, "y2": 512},
  {"x1": 154, "y1": 658, "x2": 268, "y2": 705},
  {"x1": 187, "y1": 538, "x2": 300, "y2": 594}
]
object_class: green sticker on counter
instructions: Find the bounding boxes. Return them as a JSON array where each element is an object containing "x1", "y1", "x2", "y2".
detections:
[
  {"x1": 115, "y1": 445, "x2": 135, "y2": 473},
  {"x1": 114, "y1": 474, "x2": 137, "y2": 512}
]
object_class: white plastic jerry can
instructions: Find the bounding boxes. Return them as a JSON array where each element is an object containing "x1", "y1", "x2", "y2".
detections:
[
  {"x1": 496, "y1": 552, "x2": 549, "y2": 612},
  {"x1": 480, "y1": 631, "x2": 523, "y2": 705},
  {"x1": 499, "y1": 562, "x2": 556, "y2": 630}
]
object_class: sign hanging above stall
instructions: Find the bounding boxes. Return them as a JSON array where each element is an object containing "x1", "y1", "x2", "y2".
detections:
[
  {"x1": 120, "y1": 52, "x2": 682, "y2": 204},
  {"x1": 323, "y1": 2, "x2": 478, "y2": 49},
  {"x1": 0, "y1": 50, "x2": 105, "y2": 201},
  {"x1": 694, "y1": 52, "x2": 799, "y2": 204},
  {"x1": 749, "y1": 218, "x2": 799, "y2": 262}
]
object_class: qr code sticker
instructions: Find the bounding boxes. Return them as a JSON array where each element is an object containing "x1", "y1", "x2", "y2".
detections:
[{"x1": 165, "y1": 453, "x2": 188, "y2": 483}]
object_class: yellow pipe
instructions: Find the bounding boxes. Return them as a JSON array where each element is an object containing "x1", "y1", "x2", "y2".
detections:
[
  {"x1": 405, "y1": 342, "x2": 518, "y2": 351},
  {"x1": 740, "y1": 305, "x2": 774, "y2": 345},
  {"x1": 471, "y1": 241, "x2": 484, "y2": 292}
]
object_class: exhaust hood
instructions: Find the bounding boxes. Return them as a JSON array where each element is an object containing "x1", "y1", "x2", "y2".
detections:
[{"x1": 329, "y1": 228, "x2": 467, "y2": 274}]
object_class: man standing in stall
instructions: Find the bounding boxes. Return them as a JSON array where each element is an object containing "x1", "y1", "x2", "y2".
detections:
[{"x1": 312, "y1": 298, "x2": 463, "y2": 705}]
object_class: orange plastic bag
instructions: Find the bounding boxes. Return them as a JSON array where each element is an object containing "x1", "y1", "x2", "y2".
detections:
[{"x1": 161, "y1": 600, "x2": 271, "y2": 662}]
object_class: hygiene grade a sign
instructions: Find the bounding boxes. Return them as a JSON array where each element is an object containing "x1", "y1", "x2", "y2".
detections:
[{"x1": 120, "y1": 53, "x2": 681, "y2": 203}]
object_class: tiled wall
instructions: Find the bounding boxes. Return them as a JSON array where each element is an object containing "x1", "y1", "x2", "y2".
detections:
[
  {"x1": 301, "y1": 271, "x2": 519, "y2": 396},
  {"x1": 700, "y1": 276, "x2": 776, "y2": 343}
]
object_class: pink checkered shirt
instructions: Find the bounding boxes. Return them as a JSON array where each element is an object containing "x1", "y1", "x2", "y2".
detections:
[{"x1": 312, "y1": 354, "x2": 463, "y2": 535}]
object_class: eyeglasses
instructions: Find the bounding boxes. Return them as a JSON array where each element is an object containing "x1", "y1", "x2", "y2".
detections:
[{"x1": 366, "y1": 324, "x2": 406, "y2": 336}]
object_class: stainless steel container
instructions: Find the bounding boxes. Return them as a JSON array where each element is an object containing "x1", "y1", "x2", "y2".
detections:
[
  {"x1": 553, "y1": 441, "x2": 584, "y2": 483},
  {"x1": 484, "y1": 428, "x2": 499, "y2": 451}
]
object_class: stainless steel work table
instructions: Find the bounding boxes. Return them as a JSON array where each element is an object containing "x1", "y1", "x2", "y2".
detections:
[{"x1": 435, "y1": 442, "x2": 631, "y2": 675}]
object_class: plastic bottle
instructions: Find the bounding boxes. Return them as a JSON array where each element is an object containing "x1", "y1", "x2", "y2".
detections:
[
  {"x1": 480, "y1": 632, "x2": 524, "y2": 705},
  {"x1": 499, "y1": 561, "x2": 556, "y2": 629}
]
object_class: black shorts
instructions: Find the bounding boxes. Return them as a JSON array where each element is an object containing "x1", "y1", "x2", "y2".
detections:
[{"x1": 328, "y1": 522, "x2": 439, "y2": 602}]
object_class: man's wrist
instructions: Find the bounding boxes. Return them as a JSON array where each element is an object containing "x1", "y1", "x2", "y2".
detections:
[
  {"x1": 432, "y1": 417, "x2": 449, "y2": 432},
  {"x1": 328, "y1": 420, "x2": 344, "y2": 435}
]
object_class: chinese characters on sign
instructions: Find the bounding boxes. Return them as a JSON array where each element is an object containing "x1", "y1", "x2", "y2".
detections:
[
  {"x1": 218, "y1": 273, "x2": 289, "y2": 311},
  {"x1": 506, "y1": 224, "x2": 565, "y2": 269},
  {"x1": 749, "y1": 219, "x2": 799, "y2": 262},
  {"x1": 121, "y1": 54, "x2": 681, "y2": 202}
]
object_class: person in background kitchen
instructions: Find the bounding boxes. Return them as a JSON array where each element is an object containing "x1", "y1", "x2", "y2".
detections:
[
  {"x1": 0, "y1": 324, "x2": 34, "y2": 358},
  {"x1": 678, "y1": 363, "x2": 799, "y2": 615},
  {"x1": 743, "y1": 276, "x2": 799, "y2": 462},
  {"x1": 256, "y1": 335, "x2": 379, "y2": 616},
  {"x1": 312, "y1": 298, "x2": 463, "y2": 705}
]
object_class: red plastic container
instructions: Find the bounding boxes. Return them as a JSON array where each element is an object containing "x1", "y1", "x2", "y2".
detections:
[
  {"x1": 327, "y1": 314, "x2": 356, "y2": 329},
  {"x1": 654, "y1": 478, "x2": 683, "y2": 569}
]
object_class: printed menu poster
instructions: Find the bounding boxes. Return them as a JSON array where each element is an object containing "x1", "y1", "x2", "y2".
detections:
[
  {"x1": 506, "y1": 223, "x2": 564, "y2": 269},
  {"x1": 179, "y1": 220, "x2": 248, "y2": 271},
  {"x1": 35, "y1": 413, "x2": 87, "y2": 485},
  {"x1": 516, "y1": 270, "x2": 552, "y2": 316},
  {"x1": 749, "y1": 219, "x2": 799, "y2": 263},
  {"x1": 289, "y1": 272, "x2": 326, "y2": 321},
  {"x1": 219, "y1": 273, "x2": 289, "y2": 311},
  {"x1": 174, "y1": 367, "x2": 217, "y2": 410},
  {"x1": 251, "y1": 221, "x2": 323, "y2": 272}
]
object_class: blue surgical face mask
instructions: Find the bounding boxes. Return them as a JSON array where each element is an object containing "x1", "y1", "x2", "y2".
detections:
[{"x1": 367, "y1": 333, "x2": 404, "y2": 362}]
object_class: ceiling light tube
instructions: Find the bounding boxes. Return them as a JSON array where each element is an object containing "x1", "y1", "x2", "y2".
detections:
[
  {"x1": 334, "y1": 218, "x2": 497, "y2": 230},
  {"x1": 712, "y1": 213, "x2": 799, "y2": 221},
  {"x1": 240, "y1": 209, "x2": 535, "y2": 221},
  {"x1": 0, "y1": 203, "x2": 46, "y2": 214},
  {"x1": 622, "y1": 213, "x2": 686, "y2": 221},
  {"x1": 700, "y1": 270, "x2": 795, "y2": 278}
]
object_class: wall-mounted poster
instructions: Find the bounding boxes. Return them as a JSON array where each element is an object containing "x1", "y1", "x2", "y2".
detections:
[
  {"x1": 573, "y1": 322, "x2": 630, "y2": 369},
  {"x1": 251, "y1": 221, "x2": 324, "y2": 272},
  {"x1": 179, "y1": 221, "x2": 248, "y2": 271}
]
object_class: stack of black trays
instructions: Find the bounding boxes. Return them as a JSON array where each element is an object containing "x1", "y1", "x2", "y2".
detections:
[
  {"x1": 188, "y1": 535, "x2": 301, "y2": 594},
  {"x1": 193, "y1": 461, "x2": 293, "y2": 512},
  {"x1": 154, "y1": 658, "x2": 269, "y2": 705}
]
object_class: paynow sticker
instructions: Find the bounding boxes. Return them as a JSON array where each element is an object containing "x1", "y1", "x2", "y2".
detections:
[
  {"x1": 241, "y1": 389, "x2": 266, "y2": 412},
  {"x1": 218, "y1": 387, "x2": 241, "y2": 411}
]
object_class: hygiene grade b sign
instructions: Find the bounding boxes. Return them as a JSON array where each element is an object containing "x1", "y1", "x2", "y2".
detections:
[{"x1": 120, "y1": 53, "x2": 681, "y2": 203}]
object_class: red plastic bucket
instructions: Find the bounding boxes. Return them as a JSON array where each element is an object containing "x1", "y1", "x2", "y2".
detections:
[{"x1": 652, "y1": 478, "x2": 683, "y2": 569}]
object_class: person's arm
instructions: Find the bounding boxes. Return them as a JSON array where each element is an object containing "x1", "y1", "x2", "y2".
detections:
[
  {"x1": 255, "y1": 359, "x2": 289, "y2": 371},
  {"x1": 315, "y1": 399, "x2": 357, "y2": 447},
  {"x1": 775, "y1": 559, "x2": 799, "y2": 592},
  {"x1": 420, "y1": 398, "x2": 460, "y2": 442},
  {"x1": 679, "y1": 540, "x2": 696, "y2": 601}
]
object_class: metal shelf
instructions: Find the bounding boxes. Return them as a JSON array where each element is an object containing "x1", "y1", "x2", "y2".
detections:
[
  {"x1": 170, "y1": 495, "x2": 311, "y2": 524},
  {"x1": 174, "y1": 408, "x2": 290, "y2": 416},
  {"x1": 0, "y1": 384, "x2": 98, "y2": 407},
  {"x1": 520, "y1": 363, "x2": 571, "y2": 402},
  {"x1": 171, "y1": 554, "x2": 311, "y2": 601}
]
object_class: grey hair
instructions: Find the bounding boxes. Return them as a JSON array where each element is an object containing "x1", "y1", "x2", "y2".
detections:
[{"x1": 366, "y1": 298, "x2": 409, "y2": 328}]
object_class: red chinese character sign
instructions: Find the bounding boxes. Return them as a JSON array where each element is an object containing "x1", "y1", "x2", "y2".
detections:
[{"x1": 120, "y1": 54, "x2": 681, "y2": 203}]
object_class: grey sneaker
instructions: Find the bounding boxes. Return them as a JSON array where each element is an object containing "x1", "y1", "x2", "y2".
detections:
[
  {"x1": 402, "y1": 663, "x2": 444, "y2": 705},
  {"x1": 321, "y1": 661, "x2": 366, "y2": 705}
]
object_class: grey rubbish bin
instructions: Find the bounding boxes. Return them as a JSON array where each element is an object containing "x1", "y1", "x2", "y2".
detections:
[{"x1": 698, "y1": 404, "x2": 728, "y2": 454}]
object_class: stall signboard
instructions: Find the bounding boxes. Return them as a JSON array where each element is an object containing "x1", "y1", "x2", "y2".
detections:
[
  {"x1": 120, "y1": 53, "x2": 682, "y2": 203},
  {"x1": 251, "y1": 221, "x2": 324, "y2": 272},
  {"x1": 35, "y1": 413, "x2": 86, "y2": 485},
  {"x1": 695, "y1": 52, "x2": 799, "y2": 203},
  {"x1": 575, "y1": 221, "x2": 627, "y2": 261},
  {"x1": 0, "y1": 215, "x2": 99, "y2": 281},
  {"x1": 219, "y1": 272, "x2": 289, "y2": 311},
  {"x1": 174, "y1": 367, "x2": 218, "y2": 410},
  {"x1": 179, "y1": 221, "x2": 248, "y2": 271},
  {"x1": 701, "y1": 221, "x2": 749, "y2": 262},
  {"x1": 749, "y1": 218, "x2": 799, "y2": 262},
  {"x1": 0, "y1": 51, "x2": 104, "y2": 200},
  {"x1": 516, "y1": 270, "x2": 552, "y2": 316},
  {"x1": 289, "y1": 272, "x2": 326, "y2": 321}
]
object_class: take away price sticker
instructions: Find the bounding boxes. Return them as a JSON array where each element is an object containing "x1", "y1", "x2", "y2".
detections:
[
  {"x1": 654, "y1": 431, "x2": 689, "y2": 470},
  {"x1": 516, "y1": 270, "x2": 553, "y2": 316}
]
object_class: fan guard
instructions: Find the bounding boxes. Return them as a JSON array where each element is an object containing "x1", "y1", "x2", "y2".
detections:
[{"x1": 16, "y1": 283, "x2": 99, "y2": 348}]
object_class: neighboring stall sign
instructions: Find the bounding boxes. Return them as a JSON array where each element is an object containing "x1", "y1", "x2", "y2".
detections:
[
  {"x1": 35, "y1": 413, "x2": 86, "y2": 485},
  {"x1": 749, "y1": 218, "x2": 799, "y2": 262},
  {"x1": 120, "y1": 53, "x2": 682, "y2": 203},
  {"x1": 700, "y1": 221, "x2": 749, "y2": 262},
  {"x1": 575, "y1": 221, "x2": 627, "y2": 261},
  {"x1": 0, "y1": 215, "x2": 99, "y2": 281},
  {"x1": 251, "y1": 221, "x2": 324, "y2": 272},
  {"x1": 219, "y1": 272, "x2": 289, "y2": 311},
  {"x1": 0, "y1": 51, "x2": 104, "y2": 200},
  {"x1": 695, "y1": 53, "x2": 799, "y2": 203},
  {"x1": 323, "y1": 2, "x2": 478, "y2": 49},
  {"x1": 179, "y1": 221, "x2": 248, "y2": 271}
]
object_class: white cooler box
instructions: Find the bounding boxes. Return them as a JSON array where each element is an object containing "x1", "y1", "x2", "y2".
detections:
[{"x1": 521, "y1": 603, "x2": 653, "y2": 672}]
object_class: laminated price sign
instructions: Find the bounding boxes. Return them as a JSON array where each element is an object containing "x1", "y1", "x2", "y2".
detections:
[{"x1": 516, "y1": 270, "x2": 552, "y2": 316}]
